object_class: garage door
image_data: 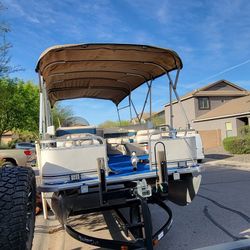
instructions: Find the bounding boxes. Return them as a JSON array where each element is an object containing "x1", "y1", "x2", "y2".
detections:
[{"x1": 198, "y1": 129, "x2": 221, "y2": 149}]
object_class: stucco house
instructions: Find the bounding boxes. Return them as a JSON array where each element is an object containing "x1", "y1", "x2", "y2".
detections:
[{"x1": 164, "y1": 80, "x2": 250, "y2": 149}]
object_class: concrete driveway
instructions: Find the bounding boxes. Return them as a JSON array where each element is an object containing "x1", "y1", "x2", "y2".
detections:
[
  {"x1": 33, "y1": 164, "x2": 250, "y2": 250},
  {"x1": 155, "y1": 164, "x2": 250, "y2": 249}
]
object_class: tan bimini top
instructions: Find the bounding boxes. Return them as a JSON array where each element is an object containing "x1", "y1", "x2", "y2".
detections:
[{"x1": 36, "y1": 43, "x2": 183, "y2": 106}]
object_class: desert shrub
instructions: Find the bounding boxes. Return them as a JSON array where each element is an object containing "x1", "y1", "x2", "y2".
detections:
[
  {"x1": 240, "y1": 125, "x2": 250, "y2": 136},
  {"x1": 223, "y1": 136, "x2": 250, "y2": 154}
]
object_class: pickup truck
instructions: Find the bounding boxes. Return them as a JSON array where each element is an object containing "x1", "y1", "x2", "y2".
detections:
[{"x1": 0, "y1": 148, "x2": 36, "y2": 167}]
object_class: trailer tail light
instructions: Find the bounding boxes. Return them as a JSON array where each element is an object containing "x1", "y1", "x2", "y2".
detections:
[
  {"x1": 121, "y1": 246, "x2": 128, "y2": 250},
  {"x1": 24, "y1": 150, "x2": 32, "y2": 156},
  {"x1": 153, "y1": 239, "x2": 159, "y2": 245}
]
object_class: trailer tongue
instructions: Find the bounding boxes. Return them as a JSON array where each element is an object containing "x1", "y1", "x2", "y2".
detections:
[{"x1": 35, "y1": 43, "x2": 203, "y2": 249}]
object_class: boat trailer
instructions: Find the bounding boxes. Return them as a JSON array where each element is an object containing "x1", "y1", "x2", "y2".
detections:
[
  {"x1": 35, "y1": 43, "x2": 203, "y2": 249},
  {"x1": 50, "y1": 159, "x2": 173, "y2": 250}
]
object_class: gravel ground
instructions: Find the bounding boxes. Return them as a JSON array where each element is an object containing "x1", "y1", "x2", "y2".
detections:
[
  {"x1": 205, "y1": 146, "x2": 229, "y2": 155},
  {"x1": 204, "y1": 146, "x2": 250, "y2": 164},
  {"x1": 227, "y1": 154, "x2": 250, "y2": 163}
]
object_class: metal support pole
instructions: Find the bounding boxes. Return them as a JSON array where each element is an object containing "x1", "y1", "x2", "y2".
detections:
[
  {"x1": 48, "y1": 103, "x2": 52, "y2": 126},
  {"x1": 167, "y1": 72, "x2": 191, "y2": 129},
  {"x1": 40, "y1": 81, "x2": 46, "y2": 139},
  {"x1": 169, "y1": 81, "x2": 173, "y2": 129},
  {"x1": 43, "y1": 84, "x2": 49, "y2": 129},
  {"x1": 139, "y1": 81, "x2": 152, "y2": 122},
  {"x1": 38, "y1": 72, "x2": 42, "y2": 89},
  {"x1": 173, "y1": 68, "x2": 180, "y2": 89},
  {"x1": 39, "y1": 75, "x2": 49, "y2": 219},
  {"x1": 38, "y1": 74, "x2": 43, "y2": 137},
  {"x1": 117, "y1": 104, "x2": 130, "y2": 110},
  {"x1": 129, "y1": 94, "x2": 132, "y2": 121},
  {"x1": 116, "y1": 106, "x2": 121, "y2": 125},
  {"x1": 143, "y1": 62, "x2": 189, "y2": 130},
  {"x1": 45, "y1": 87, "x2": 52, "y2": 127},
  {"x1": 149, "y1": 80, "x2": 152, "y2": 122},
  {"x1": 131, "y1": 100, "x2": 140, "y2": 124},
  {"x1": 42, "y1": 94, "x2": 46, "y2": 135},
  {"x1": 39, "y1": 92, "x2": 43, "y2": 136}
]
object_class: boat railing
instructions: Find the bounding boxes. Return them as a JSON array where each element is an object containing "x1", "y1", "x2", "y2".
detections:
[{"x1": 40, "y1": 134, "x2": 105, "y2": 150}]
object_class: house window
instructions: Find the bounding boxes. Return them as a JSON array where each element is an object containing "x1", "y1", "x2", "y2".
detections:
[
  {"x1": 198, "y1": 97, "x2": 210, "y2": 110},
  {"x1": 225, "y1": 122, "x2": 233, "y2": 137}
]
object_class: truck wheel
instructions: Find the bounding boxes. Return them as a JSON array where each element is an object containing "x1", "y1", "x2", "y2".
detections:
[{"x1": 0, "y1": 166, "x2": 36, "y2": 250}]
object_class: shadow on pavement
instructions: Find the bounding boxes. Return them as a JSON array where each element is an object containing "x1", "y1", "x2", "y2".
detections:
[{"x1": 205, "y1": 153, "x2": 232, "y2": 160}]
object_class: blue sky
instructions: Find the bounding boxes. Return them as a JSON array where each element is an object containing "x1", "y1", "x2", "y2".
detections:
[{"x1": 2, "y1": 0, "x2": 250, "y2": 125}]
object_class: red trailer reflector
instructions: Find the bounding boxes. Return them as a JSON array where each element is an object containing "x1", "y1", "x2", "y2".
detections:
[{"x1": 121, "y1": 246, "x2": 128, "y2": 250}]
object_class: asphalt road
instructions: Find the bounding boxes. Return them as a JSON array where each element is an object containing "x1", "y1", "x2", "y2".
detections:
[{"x1": 33, "y1": 164, "x2": 250, "y2": 250}]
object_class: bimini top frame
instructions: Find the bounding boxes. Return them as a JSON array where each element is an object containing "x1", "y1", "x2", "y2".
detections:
[
  {"x1": 36, "y1": 43, "x2": 182, "y2": 106},
  {"x1": 36, "y1": 43, "x2": 190, "y2": 135}
]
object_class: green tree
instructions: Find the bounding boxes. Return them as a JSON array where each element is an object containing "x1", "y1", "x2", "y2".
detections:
[
  {"x1": 0, "y1": 78, "x2": 74, "y2": 143},
  {"x1": 0, "y1": 78, "x2": 39, "y2": 143},
  {"x1": 52, "y1": 104, "x2": 73, "y2": 129},
  {"x1": 0, "y1": 78, "x2": 19, "y2": 142},
  {"x1": 15, "y1": 80, "x2": 40, "y2": 132}
]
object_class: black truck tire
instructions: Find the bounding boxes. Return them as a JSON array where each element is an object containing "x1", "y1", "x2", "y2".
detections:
[{"x1": 0, "y1": 166, "x2": 36, "y2": 250}]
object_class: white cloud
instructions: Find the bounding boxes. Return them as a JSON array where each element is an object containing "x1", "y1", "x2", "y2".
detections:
[
  {"x1": 4, "y1": 0, "x2": 40, "y2": 23},
  {"x1": 3, "y1": 0, "x2": 58, "y2": 24},
  {"x1": 155, "y1": 1, "x2": 170, "y2": 24}
]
